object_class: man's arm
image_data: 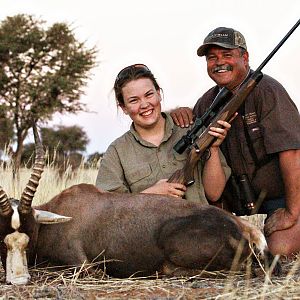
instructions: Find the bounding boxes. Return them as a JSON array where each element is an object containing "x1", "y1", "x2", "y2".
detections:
[
  {"x1": 264, "y1": 149, "x2": 300, "y2": 235},
  {"x1": 170, "y1": 107, "x2": 194, "y2": 127},
  {"x1": 202, "y1": 120, "x2": 232, "y2": 201}
]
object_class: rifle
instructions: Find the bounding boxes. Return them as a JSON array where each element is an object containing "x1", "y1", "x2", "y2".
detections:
[{"x1": 168, "y1": 19, "x2": 300, "y2": 189}]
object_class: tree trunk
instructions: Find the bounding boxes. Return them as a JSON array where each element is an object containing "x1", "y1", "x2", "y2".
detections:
[{"x1": 12, "y1": 131, "x2": 26, "y2": 177}]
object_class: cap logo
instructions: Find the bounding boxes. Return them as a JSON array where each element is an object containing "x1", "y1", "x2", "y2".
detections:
[{"x1": 211, "y1": 33, "x2": 229, "y2": 38}]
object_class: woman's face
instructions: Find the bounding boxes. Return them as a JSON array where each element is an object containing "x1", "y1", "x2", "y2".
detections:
[{"x1": 120, "y1": 78, "x2": 162, "y2": 130}]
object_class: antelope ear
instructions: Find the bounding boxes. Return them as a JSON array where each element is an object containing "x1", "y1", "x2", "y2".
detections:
[{"x1": 33, "y1": 209, "x2": 72, "y2": 224}]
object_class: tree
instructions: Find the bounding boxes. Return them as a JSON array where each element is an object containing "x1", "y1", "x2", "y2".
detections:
[
  {"x1": 20, "y1": 142, "x2": 35, "y2": 166},
  {"x1": 0, "y1": 106, "x2": 14, "y2": 152},
  {"x1": 21, "y1": 125, "x2": 89, "y2": 170},
  {"x1": 86, "y1": 151, "x2": 103, "y2": 168},
  {"x1": 0, "y1": 14, "x2": 97, "y2": 169},
  {"x1": 41, "y1": 125, "x2": 89, "y2": 155}
]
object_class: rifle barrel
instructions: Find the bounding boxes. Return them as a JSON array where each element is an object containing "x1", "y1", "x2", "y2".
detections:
[{"x1": 257, "y1": 19, "x2": 300, "y2": 72}]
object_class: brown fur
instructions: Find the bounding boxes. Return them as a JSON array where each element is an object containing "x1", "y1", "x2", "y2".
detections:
[{"x1": 16, "y1": 183, "x2": 269, "y2": 277}]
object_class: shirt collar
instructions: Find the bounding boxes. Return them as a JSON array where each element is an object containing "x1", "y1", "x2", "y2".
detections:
[{"x1": 129, "y1": 112, "x2": 175, "y2": 147}]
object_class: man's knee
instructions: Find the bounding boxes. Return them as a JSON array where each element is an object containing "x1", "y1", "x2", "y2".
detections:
[
  {"x1": 267, "y1": 231, "x2": 299, "y2": 256},
  {"x1": 267, "y1": 238, "x2": 290, "y2": 256}
]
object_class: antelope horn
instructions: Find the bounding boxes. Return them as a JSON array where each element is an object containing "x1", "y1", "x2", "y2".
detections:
[
  {"x1": 0, "y1": 186, "x2": 12, "y2": 216},
  {"x1": 19, "y1": 123, "x2": 45, "y2": 214}
]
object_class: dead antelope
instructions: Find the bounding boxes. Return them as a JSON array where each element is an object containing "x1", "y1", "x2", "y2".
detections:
[{"x1": 0, "y1": 127, "x2": 279, "y2": 285}]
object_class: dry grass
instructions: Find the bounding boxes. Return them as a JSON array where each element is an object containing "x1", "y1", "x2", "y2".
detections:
[
  {"x1": 0, "y1": 157, "x2": 300, "y2": 299},
  {"x1": 0, "y1": 257, "x2": 300, "y2": 299},
  {"x1": 0, "y1": 158, "x2": 98, "y2": 205}
]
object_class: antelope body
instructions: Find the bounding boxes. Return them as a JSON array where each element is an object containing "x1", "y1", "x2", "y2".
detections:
[
  {"x1": 0, "y1": 126, "x2": 276, "y2": 285},
  {"x1": 1, "y1": 183, "x2": 273, "y2": 285}
]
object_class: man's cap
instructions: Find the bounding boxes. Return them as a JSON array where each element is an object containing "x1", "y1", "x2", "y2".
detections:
[{"x1": 197, "y1": 27, "x2": 247, "y2": 57}]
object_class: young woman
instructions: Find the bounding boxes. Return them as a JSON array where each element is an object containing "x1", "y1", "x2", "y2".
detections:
[{"x1": 96, "y1": 64, "x2": 231, "y2": 204}]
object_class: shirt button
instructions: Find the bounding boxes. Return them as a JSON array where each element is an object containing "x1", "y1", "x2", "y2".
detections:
[{"x1": 162, "y1": 165, "x2": 166, "y2": 168}]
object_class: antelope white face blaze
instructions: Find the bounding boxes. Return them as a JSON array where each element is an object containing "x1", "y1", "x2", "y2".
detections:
[
  {"x1": 4, "y1": 231, "x2": 30, "y2": 285},
  {"x1": 11, "y1": 200, "x2": 20, "y2": 230}
]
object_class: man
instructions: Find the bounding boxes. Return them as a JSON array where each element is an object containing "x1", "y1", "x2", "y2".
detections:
[{"x1": 171, "y1": 27, "x2": 300, "y2": 256}]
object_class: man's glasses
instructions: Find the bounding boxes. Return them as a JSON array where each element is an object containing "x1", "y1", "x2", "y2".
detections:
[{"x1": 115, "y1": 64, "x2": 150, "y2": 84}]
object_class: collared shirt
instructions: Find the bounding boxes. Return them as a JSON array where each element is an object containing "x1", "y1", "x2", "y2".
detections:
[
  {"x1": 194, "y1": 73, "x2": 300, "y2": 199},
  {"x1": 96, "y1": 113, "x2": 231, "y2": 205}
]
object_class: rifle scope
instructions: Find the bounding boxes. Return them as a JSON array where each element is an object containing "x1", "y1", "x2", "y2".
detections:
[{"x1": 174, "y1": 87, "x2": 232, "y2": 154}]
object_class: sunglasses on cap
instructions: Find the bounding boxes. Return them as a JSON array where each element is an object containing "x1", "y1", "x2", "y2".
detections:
[{"x1": 115, "y1": 64, "x2": 151, "y2": 85}]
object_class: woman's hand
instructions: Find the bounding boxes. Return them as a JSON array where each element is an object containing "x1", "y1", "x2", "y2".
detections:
[{"x1": 141, "y1": 179, "x2": 186, "y2": 198}]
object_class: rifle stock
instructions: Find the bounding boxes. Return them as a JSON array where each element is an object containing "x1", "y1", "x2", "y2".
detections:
[{"x1": 168, "y1": 146, "x2": 203, "y2": 185}]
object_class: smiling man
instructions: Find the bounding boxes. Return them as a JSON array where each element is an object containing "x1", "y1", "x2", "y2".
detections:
[
  {"x1": 197, "y1": 27, "x2": 249, "y2": 91},
  {"x1": 171, "y1": 26, "x2": 300, "y2": 256}
]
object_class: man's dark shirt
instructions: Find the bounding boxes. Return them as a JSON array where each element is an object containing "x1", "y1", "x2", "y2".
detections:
[{"x1": 193, "y1": 73, "x2": 300, "y2": 200}]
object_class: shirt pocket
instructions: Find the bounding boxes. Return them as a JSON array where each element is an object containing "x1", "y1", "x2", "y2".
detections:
[
  {"x1": 246, "y1": 124, "x2": 268, "y2": 162},
  {"x1": 125, "y1": 164, "x2": 152, "y2": 187}
]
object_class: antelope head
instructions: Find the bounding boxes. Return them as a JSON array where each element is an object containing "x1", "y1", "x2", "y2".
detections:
[{"x1": 0, "y1": 124, "x2": 71, "y2": 285}]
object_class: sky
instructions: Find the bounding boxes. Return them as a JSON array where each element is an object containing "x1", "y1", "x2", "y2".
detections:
[{"x1": 1, "y1": 0, "x2": 299, "y2": 154}]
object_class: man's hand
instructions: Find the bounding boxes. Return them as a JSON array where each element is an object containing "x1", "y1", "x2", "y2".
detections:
[
  {"x1": 208, "y1": 120, "x2": 231, "y2": 147},
  {"x1": 141, "y1": 179, "x2": 186, "y2": 198},
  {"x1": 170, "y1": 107, "x2": 194, "y2": 128},
  {"x1": 264, "y1": 208, "x2": 298, "y2": 236}
]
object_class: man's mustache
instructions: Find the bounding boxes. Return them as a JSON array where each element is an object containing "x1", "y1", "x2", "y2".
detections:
[{"x1": 213, "y1": 65, "x2": 233, "y2": 73}]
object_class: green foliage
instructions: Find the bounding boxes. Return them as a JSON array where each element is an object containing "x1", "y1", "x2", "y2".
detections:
[
  {"x1": 41, "y1": 125, "x2": 89, "y2": 154},
  {"x1": 0, "y1": 106, "x2": 13, "y2": 150},
  {"x1": 86, "y1": 151, "x2": 103, "y2": 168},
  {"x1": 0, "y1": 14, "x2": 97, "y2": 168},
  {"x1": 21, "y1": 125, "x2": 89, "y2": 170},
  {"x1": 20, "y1": 142, "x2": 35, "y2": 166}
]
